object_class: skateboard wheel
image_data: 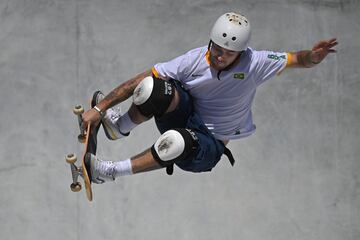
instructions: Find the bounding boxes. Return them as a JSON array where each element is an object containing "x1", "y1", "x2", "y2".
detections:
[
  {"x1": 73, "y1": 105, "x2": 84, "y2": 115},
  {"x1": 66, "y1": 154, "x2": 77, "y2": 164},
  {"x1": 78, "y1": 134, "x2": 86, "y2": 143},
  {"x1": 70, "y1": 182, "x2": 82, "y2": 192}
]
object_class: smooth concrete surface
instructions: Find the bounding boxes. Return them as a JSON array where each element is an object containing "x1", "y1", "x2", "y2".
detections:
[{"x1": 0, "y1": 0, "x2": 359, "y2": 240}]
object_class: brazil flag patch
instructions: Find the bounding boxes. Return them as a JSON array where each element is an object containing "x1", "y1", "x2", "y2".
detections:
[{"x1": 234, "y1": 72, "x2": 245, "y2": 80}]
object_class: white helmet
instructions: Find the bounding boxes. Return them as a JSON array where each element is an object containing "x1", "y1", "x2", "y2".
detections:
[{"x1": 210, "y1": 12, "x2": 251, "y2": 52}]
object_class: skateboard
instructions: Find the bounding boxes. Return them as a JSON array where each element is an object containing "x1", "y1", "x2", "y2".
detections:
[{"x1": 65, "y1": 103, "x2": 100, "y2": 202}]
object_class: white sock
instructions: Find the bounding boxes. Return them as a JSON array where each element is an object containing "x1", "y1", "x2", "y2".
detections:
[
  {"x1": 117, "y1": 112, "x2": 138, "y2": 134},
  {"x1": 114, "y1": 159, "x2": 133, "y2": 177}
]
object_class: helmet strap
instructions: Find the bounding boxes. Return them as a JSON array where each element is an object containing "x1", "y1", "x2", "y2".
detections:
[{"x1": 207, "y1": 40, "x2": 213, "y2": 50}]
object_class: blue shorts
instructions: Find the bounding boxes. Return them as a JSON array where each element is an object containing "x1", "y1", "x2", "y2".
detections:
[{"x1": 155, "y1": 79, "x2": 225, "y2": 173}]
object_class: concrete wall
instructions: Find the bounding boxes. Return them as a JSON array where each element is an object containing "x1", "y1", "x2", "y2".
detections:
[{"x1": 0, "y1": 0, "x2": 359, "y2": 239}]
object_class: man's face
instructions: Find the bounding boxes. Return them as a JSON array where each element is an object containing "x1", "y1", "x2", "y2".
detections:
[{"x1": 209, "y1": 43, "x2": 241, "y2": 70}]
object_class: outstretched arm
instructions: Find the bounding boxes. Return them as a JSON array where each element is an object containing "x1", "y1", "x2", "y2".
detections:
[
  {"x1": 82, "y1": 69, "x2": 152, "y2": 127},
  {"x1": 286, "y1": 38, "x2": 338, "y2": 68}
]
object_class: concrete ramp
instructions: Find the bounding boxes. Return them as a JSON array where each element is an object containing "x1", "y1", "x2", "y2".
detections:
[{"x1": 0, "y1": 1, "x2": 359, "y2": 240}]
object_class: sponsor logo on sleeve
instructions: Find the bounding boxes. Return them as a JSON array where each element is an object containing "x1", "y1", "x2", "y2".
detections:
[{"x1": 267, "y1": 54, "x2": 286, "y2": 61}]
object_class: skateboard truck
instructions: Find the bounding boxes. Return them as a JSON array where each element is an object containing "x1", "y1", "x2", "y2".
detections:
[
  {"x1": 65, "y1": 153, "x2": 82, "y2": 192},
  {"x1": 73, "y1": 105, "x2": 86, "y2": 143}
]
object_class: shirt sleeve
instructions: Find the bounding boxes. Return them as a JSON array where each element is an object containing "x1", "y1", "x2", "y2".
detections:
[
  {"x1": 152, "y1": 52, "x2": 191, "y2": 82},
  {"x1": 253, "y1": 50, "x2": 289, "y2": 86}
]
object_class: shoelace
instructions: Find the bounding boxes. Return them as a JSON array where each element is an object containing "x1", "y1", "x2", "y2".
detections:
[
  {"x1": 107, "y1": 108, "x2": 122, "y2": 122},
  {"x1": 96, "y1": 160, "x2": 116, "y2": 180}
]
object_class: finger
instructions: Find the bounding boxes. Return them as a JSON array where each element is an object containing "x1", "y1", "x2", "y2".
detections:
[
  {"x1": 315, "y1": 41, "x2": 332, "y2": 49},
  {"x1": 319, "y1": 39, "x2": 337, "y2": 48},
  {"x1": 328, "y1": 41, "x2": 338, "y2": 48},
  {"x1": 327, "y1": 38, "x2": 337, "y2": 44},
  {"x1": 92, "y1": 119, "x2": 101, "y2": 127},
  {"x1": 330, "y1": 40, "x2": 338, "y2": 46},
  {"x1": 81, "y1": 118, "x2": 88, "y2": 128},
  {"x1": 327, "y1": 40, "x2": 338, "y2": 47}
]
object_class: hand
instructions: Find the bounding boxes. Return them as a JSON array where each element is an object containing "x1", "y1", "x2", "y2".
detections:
[
  {"x1": 81, "y1": 108, "x2": 102, "y2": 129},
  {"x1": 311, "y1": 38, "x2": 338, "y2": 64}
]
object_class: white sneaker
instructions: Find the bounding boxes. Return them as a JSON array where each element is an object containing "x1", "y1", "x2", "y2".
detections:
[
  {"x1": 92, "y1": 91, "x2": 129, "y2": 140},
  {"x1": 85, "y1": 153, "x2": 116, "y2": 184}
]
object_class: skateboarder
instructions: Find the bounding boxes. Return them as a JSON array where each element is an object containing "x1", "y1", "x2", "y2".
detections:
[{"x1": 82, "y1": 12, "x2": 338, "y2": 184}]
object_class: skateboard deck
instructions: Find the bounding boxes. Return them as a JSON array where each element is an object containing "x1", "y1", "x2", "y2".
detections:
[{"x1": 66, "y1": 103, "x2": 100, "y2": 202}]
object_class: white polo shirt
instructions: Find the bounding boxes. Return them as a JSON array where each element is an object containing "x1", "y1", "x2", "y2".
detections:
[{"x1": 153, "y1": 46, "x2": 289, "y2": 141}]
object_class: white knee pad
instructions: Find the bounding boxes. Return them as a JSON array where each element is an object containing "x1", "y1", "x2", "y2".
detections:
[
  {"x1": 133, "y1": 76, "x2": 154, "y2": 106},
  {"x1": 151, "y1": 128, "x2": 199, "y2": 167},
  {"x1": 133, "y1": 76, "x2": 174, "y2": 118}
]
